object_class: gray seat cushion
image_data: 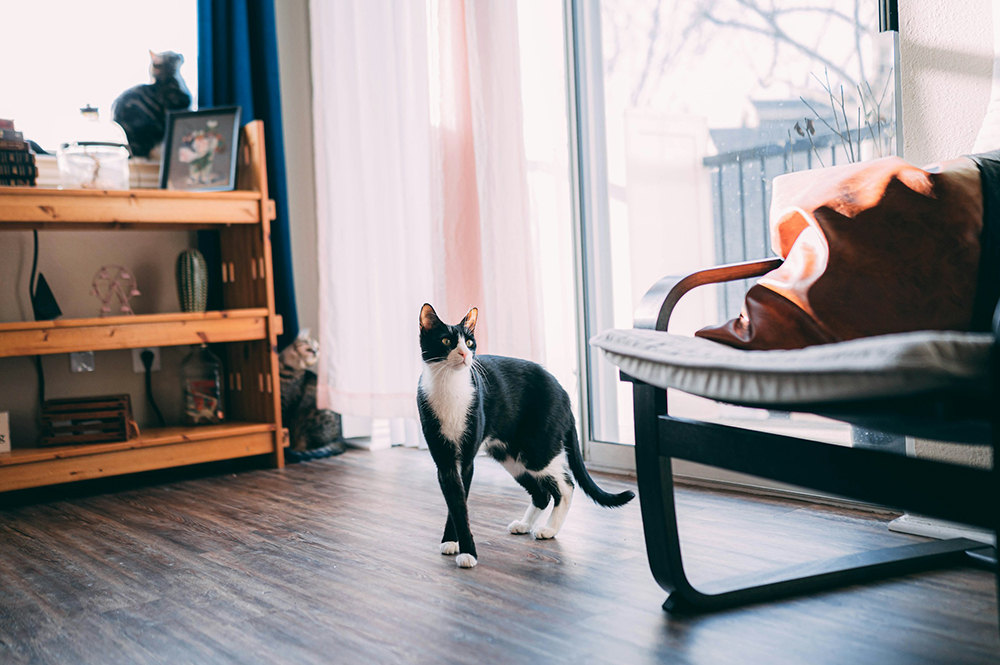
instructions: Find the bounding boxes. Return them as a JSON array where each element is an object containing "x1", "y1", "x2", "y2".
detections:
[{"x1": 591, "y1": 329, "x2": 992, "y2": 405}]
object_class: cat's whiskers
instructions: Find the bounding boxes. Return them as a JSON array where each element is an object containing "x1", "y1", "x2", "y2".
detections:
[{"x1": 470, "y1": 358, "x2": 490, "y2": 388}]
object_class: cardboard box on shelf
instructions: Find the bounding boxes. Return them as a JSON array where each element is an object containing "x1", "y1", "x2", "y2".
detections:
[{"x1": 0, "y1": 412, "x2": 9, "y2": 453}]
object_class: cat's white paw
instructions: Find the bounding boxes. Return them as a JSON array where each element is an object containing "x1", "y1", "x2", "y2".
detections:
[
  {"x1": 531, "y1": 526, "x2": 558, "y2": 540},
  {"x1": 508, "y1": 520, "x2": 531, "y2": 534},
  {"x1": 455, "y1": 553, "x2": 477, "y2": 568},
  {"x1": 440, "y1": 541, "x2": 460, "y2": 555}
]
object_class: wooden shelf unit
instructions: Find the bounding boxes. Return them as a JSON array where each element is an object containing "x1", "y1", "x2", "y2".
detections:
[{"x1": 0, "y1": 121, "x2": 285, "y2": 493}]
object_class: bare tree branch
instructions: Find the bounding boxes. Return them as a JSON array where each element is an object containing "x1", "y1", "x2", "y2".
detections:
[
  {"x1": 700, "y1": 15, "x2": 857, "y2": 90},
  {"x1": 620, "y1": 0, "x2": 869, "y2": 109},
  {"x1": 772, "y1": 5, "x2": 857, "y2": 26},
  {"x1": 710, "y1": 0, "x2": 860, "y2": 89},
  {"x1": 631, "y1": 0, "x2": 664, "y2": 107},
  {"x1": 853, "y1": 0, "x2": 865, "y2": 87},
  {"x1": 647, "y1": 1, "x2": 710, "y2": 104}
]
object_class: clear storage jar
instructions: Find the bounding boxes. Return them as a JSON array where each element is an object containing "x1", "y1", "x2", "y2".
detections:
[
  {"x1": 57, "y1": 141, "x2": 130, "y2": 190},
  {"x1": 56, "y1": 105, "x2": 131, "y2": 190},
  {"x1": 181, "y1": 344, "x2": 225, "y2": 425}
]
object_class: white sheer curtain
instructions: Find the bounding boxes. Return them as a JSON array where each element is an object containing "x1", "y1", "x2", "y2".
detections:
[
  {"x1": 464, "y1": 1, "x2": 545, "y2": 362},
  {"x1": 310, "y1": 0, "x2": 544, "y2": 445}
]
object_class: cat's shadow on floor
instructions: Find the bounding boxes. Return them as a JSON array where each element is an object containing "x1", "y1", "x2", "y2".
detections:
[{"x1": 447, "y1": 533, "x2": 569, "y2": 583}]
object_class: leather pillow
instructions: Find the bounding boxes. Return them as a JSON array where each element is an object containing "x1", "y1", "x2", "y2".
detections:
[{"x1": 696, "y1": 156, "x2": 984, "y2": 350}]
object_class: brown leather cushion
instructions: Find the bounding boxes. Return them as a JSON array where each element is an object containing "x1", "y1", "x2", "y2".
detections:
[{"x1": 696, "y1": 156, "x2": 984, "y2": 350}]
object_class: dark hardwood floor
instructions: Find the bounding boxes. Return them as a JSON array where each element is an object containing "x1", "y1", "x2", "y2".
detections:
[{"x1": 0, "y1": 448, "x2": 996, "y2": 664}]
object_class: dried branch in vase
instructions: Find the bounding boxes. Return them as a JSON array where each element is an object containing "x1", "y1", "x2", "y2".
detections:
[{"x1": 792, "y1": 67, "x2": 894, "y2": 167}]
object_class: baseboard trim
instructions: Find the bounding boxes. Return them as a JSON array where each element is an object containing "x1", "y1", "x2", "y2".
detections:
[
  {"x1": 888, "y1": 514, "x2": 995, "y2": 545},
  {"x1": 584, "y1": 459, "x2": 900, "y2": 515},
  {"x1": 671, "y1": 473, "x2": 900, "y2": 515}
]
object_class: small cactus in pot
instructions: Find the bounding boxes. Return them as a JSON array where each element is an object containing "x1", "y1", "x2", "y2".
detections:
[{"x1": 176, "y1": 249, "x2": 208, "y2": 312}]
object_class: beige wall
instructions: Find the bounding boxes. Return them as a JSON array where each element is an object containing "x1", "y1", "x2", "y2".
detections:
[
  {"x1": 0, "y1": 230, "x2": 193, "y2": 445},
  {"x1": 900, "y1": 0, "x2": 994, "y2": 164},
  {"x1": 0, "y1": 1, "x2": 318, "y2": 449},
  {"x1": 276, "y1": 0, "x2": 319, "y2": 337}
]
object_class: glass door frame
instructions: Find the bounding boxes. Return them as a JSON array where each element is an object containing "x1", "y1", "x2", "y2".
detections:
[
  {"x1": 563, "y1": 0, "x2": 634, "y2": 471},
  {"x1": 563, "y1": 0, "x2": 901, "y2": 474}
]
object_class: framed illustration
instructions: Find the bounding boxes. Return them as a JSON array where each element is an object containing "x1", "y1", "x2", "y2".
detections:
[{"x1": 159, "y1": 106, "x2": 241, "y2": 191}]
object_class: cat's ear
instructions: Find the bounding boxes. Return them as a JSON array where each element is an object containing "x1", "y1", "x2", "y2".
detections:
[
  {"x1": 298, "y1": 328, "x2": 311, "y2": 340},
  {"x1": 462, "y1": 307, "x2": 478, "y2": 334},
  {"x1": 149, "y1": 50, "x2": 161, "y2": 65},
  {"x1": 420, "y1": 303, "x2": 441, "y2": 331}
]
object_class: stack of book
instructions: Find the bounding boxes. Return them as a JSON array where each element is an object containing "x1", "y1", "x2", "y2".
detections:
[{"x1": 0, "y1": 118, "x2": 37, "y2": 187}]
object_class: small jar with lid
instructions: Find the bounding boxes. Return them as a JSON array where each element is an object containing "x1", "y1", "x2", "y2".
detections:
[{"x1": 57, "y1": 105, "x2": 130, "y2": 190}]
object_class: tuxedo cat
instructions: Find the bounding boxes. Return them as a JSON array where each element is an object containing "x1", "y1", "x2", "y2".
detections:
[{"x1": 417, "y1": 304, "x2": 634, "y2": 568}]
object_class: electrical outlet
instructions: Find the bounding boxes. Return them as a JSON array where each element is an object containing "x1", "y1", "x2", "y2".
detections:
[
  {"x1": 69, "y1": 351, "x2": 95, "y2": 373},
  {"x1": 132, "y1": 347, "x2": 161, "y2": 373}
]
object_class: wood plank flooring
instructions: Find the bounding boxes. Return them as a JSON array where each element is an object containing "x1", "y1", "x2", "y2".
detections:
[{"x1": 0, "y1": 448, "x2": 996, "y2": 664}]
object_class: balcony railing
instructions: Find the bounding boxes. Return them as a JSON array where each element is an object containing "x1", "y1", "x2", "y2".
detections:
[{"x1": 703, "y1": 129, "x2": 876, "y2": 319}]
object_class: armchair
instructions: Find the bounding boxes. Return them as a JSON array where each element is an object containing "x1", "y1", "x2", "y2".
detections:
[{"x1": 592, "y1": 258, "x2": 998, "y2": 616}]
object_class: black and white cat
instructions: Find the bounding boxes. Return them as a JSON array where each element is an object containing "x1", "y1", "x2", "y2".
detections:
[{"x1": 416, "y1": 304, "x2": 634, "y2": 569}]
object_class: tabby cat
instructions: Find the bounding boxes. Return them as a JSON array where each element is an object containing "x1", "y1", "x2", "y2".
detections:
[
  {"x1": 417, "y1": 304, "x2": 634, "y2": 569},
  {"x1": 280, "y1": 330, "x2": 346, "y2": 462},
  {"x1": 112, "y1": 50, "x2": 192, "y2": 157}
]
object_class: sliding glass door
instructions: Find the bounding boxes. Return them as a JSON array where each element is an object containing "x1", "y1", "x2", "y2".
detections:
[{"x1": 567, "y1": 0, "x2": 899, "y2": 469}]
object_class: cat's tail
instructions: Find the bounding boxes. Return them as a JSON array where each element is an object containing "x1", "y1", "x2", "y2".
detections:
[{"x1": 564, "y1": 424, "x2": 635, "y2": 508}]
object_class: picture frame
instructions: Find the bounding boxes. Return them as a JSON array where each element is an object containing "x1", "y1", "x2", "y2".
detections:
[{"x1": 159, "y1": 106, "x2": 242, "y2": 192}]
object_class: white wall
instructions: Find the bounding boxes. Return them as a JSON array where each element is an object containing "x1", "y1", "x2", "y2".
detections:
[
  {"x1": 900, "y1": 0, "x2": 995, "y2": 468},
  {"x1": 900, "y1": 0, "x2": 994, "y2": 164}
]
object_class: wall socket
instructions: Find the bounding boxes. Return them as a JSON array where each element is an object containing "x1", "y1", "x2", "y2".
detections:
[
  {"x1": 132, "y1": 347, "x2": 161, "y2": 373},
  {"x1": 69, "y1": 351, "x2": 96, "y2": 373}
]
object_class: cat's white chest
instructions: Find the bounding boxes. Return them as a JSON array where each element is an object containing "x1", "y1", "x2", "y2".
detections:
[{"x1": 420, "y1": 365, "x2": 475, "y2": 445}]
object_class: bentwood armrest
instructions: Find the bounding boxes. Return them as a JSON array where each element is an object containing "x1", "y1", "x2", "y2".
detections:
[{"x1": 633, "y1": 258, "x2": 784, "y2": 332}]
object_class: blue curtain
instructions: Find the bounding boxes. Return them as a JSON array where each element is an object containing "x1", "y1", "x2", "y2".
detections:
[{"x1": 197, "y1": 0, "x2": 299, "y2": 349}]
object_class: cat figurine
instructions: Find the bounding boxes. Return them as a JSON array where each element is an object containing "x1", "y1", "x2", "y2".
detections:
[
  {"x1": 416, "y1": 304, "x2": 634, "y2": 568},
  {"x1": 112, "y1": 50, "x2": 192, "y2": 157},
  {"x1": 280, "y1": 330, "x2": 347, "y2": 462}
]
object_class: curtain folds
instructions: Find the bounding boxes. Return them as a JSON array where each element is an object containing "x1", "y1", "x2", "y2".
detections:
[
  {"x1": 197, "y1": 0, "x2": 299, "y2": 349},
  {"x1": 310, "y1": 0, "x2": 543, "y2": 430}
]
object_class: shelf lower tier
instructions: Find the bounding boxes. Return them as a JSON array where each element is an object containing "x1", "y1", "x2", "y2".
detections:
[
  {"x1": 0, "y1": 309, "x2": 273, "y2": 358},
  {"x1": 0, "y1": 422, "x2": 279, "y2": 492}
]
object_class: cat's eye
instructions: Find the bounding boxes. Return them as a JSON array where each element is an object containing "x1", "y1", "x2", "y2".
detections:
[
  {"x1": 441, "y1": 338, "x2": 451, "y2": 346},
  {"x1": 465, "y1": 339, "x2": 473, "y2": 348}
]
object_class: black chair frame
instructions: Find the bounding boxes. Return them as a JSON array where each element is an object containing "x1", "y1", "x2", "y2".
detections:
[{"x1": 624, "y1": 258, "x2": 999, "y2": 615}]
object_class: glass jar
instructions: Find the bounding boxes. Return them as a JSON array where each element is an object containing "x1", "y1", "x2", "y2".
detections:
[
  {"x1": 57, "y1": 105, "x2": 130, "y2": 190},
  {"x1": 181, "y1": 344, "x2": 225, "y2": 425}
]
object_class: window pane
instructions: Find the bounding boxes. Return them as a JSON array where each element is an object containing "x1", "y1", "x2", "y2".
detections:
[
  {"x1": 0, "y1": 1, "x2": 198, "y2": 151},
  {"x1": 518, "y1": 0, "x2": 581, "y2": 417},
  {"x1": 588, "y1": 0, "x2": 895, "y2": 445}
]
